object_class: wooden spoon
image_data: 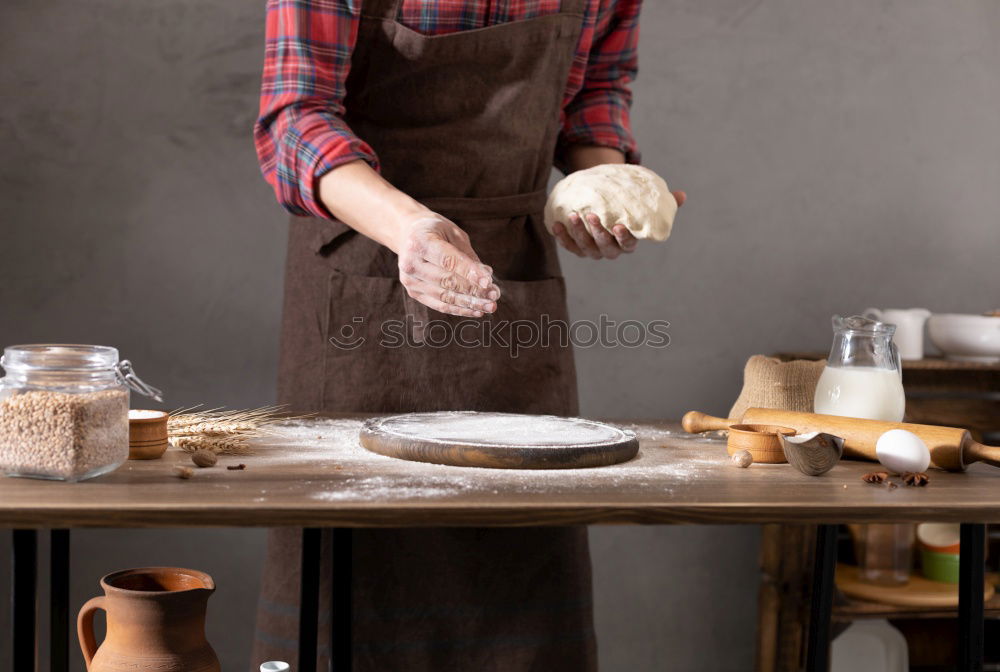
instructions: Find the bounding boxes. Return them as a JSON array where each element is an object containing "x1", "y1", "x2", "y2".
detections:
[{"x1": 726, "y1": 424, "x2": 795, "y2": 464}]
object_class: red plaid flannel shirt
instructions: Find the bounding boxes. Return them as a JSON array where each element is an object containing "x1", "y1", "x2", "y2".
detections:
[{"x1": 255, "y1": 0, "x2": 642, "y2": 218}]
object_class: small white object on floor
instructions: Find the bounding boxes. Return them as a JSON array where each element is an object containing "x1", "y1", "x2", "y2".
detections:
[
  {"x1": 831, "y1": 620, "x2": 909, "y2": 672},
  {"x1": 260, "y1": 663, "x2": 290, "y2": 672},
  {"x1": 875, "y1": 429, "x2": 930, "y2": 474}
]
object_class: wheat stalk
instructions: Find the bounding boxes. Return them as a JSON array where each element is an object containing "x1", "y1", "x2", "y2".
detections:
[
  {"x1": 169, "y1": 420, "x2": 267, "y2": 437},
  {"x1": 170, "y1": 435, "x2": 253, "y2": 456},
  {"x1": 168, "y1": 406, "x2": 287, "y2": 431},
  {"x1": 166, "y1": 406, "x2": 304, "y2": 456}
]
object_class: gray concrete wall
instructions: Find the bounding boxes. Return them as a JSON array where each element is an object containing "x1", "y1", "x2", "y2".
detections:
[{"x1": 1, "y1": 0, "x2": 998, "y2": 670}]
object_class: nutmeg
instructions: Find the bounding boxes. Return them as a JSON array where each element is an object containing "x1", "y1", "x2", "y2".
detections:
[
  {"x1": 731, "y1": 450, "x2": 753, "y2": 468},
  {"x1": 191, "y1": 449, "x2": 218, "y2": 468},
  {"x1": 173, "y1": 465, "x2": 194, "y2": 480}
]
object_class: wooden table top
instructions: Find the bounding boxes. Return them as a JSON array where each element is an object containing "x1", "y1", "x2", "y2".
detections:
[{"x1": 2, "y1": 417, "x2": 999, "y2": 528}]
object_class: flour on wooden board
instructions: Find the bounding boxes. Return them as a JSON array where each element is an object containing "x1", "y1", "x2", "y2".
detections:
[
  {"x1": 246, "y1": 418, "x2": 725, "y2": 502},
  {"x1": 369, "y1": 411, "x2": 632, "y2": 447}
]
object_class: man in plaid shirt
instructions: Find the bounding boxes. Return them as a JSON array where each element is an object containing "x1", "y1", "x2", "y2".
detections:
[
  {"x1": 258, "y1": 0, "x2": 641, "y2": 216},
  {"x1": 253, "y1": 0, "x2": 685, "y2": 669}
]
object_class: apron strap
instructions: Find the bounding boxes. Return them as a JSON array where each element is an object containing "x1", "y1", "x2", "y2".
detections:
[{"x1": 363, "y1": 0, "x2": 403, "y2": 21}]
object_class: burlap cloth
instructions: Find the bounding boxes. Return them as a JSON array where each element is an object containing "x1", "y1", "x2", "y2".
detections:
[{"x1": 728, "y1": 355, "x2": 827, "y2": 419}]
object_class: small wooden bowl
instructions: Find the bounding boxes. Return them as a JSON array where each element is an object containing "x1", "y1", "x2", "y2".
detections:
[
  {"x1": 128, "y1": 410, "x2": 169, "y2": 460},
  {"x1": 727, "y1": 424, "x2": 796, "y2": 464}
]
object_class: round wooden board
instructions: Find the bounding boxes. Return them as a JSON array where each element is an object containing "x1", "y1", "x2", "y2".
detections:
[
  {"x1": 360, "y1": 412, "x2": 639, "y2": 469},
  {"x1": 836, "y1": 564, "x2": 995, "y2": 607}
]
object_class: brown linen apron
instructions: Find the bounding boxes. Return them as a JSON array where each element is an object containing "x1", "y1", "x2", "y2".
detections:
[{"x1": 253, "y1": 0, "x2": 596, "y2": 669}]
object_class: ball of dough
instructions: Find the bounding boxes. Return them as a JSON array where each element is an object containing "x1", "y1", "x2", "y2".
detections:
[{"x1": 544, "y1": 164, "x2": 677, "y2": 242}]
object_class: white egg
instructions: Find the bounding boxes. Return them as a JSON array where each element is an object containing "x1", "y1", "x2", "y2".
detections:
[{"x1": 875, "y1": 429, "x2": 930, "y2": 474}]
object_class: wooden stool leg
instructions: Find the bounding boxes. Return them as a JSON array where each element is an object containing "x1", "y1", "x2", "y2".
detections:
[{"x1": 756, "y1": 524, "x2": 817, "y2": 672}]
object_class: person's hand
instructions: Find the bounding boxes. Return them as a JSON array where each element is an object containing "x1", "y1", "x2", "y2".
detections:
[
  {"x1": 551, "y1": 190, "x2": 687, "y2": 259},
  {"x1": 395, "y1": 213, "x2": 500, "y2": 318}
]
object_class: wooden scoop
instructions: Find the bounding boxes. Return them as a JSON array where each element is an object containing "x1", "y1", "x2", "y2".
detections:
[
  {"x1": 682, "y1": 409, "x2": 1000, "y2": 472},
  {"x1": 727, "y1": 424, "x2": 795, "y2": 464},
  {"x1": 779, "y1": 432, "x2": 844, "y2": 476}
]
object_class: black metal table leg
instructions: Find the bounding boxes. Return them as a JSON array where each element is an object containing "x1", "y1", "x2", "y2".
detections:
[
  {"x1": 958, "y1": 523, "x2": 986, "y2": 672},
  {"x1": 330, "y1": 529, "x2": 352, "y2": 672},
  {"x1": 50, "y1": 529, "x2": 70, "y2": 672},
  {"x1": 300, "y1": 528, "x2": 322, "y2": 672},
  {"x1": 805, "y1": 524, "x2": 837, "y2": 672},
  {"x1": 12, "y1": 529, "x2": 38, "y2": 671}
]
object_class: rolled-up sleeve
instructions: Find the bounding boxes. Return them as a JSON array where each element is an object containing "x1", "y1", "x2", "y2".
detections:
[
  {"x1": 254, "y1": 0, "x2": 379, "y2": 219},
  {"x1": 557, "y1": 0, "x2": 641, "y2": 166}
]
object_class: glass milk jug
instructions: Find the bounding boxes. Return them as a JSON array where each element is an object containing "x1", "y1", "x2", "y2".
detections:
[{"x1": 814, "y1": 315, "x2": 905, "y2": 422}]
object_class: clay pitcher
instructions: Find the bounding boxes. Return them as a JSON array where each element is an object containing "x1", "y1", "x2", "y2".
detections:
[{"x1": 78, "y1": 567, "x2": 221, "y2": 672}]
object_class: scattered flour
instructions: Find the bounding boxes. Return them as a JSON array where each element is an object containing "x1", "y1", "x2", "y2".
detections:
[
  {"x1": 310, "y1": 476, "x2": 471, "y2": 501},
  {"x1": 250, "y1": 417, "x2": 726, "y2": 503}
]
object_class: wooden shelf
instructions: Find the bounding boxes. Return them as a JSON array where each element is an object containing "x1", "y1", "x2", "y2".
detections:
[
  {"x1": 834, "y1": 573, "x2": 1000, "y2": 622},
  {"x1": 834, "y1": 592, "x2": 1000, "y2": 622}
]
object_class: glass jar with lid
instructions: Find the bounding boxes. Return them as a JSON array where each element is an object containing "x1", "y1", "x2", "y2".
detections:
[{"x1": 0, "y1": 344, "x2": 162, "y2": 482}]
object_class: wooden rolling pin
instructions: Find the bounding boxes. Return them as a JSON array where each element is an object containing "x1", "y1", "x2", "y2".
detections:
[{"x1": 681, "y1": 408, "x2": 1000, "y2": 472}]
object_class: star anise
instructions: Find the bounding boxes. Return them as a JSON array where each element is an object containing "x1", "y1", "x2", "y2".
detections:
[
  {"x1": 862, "y1": 471, "x2": 890, "y2": 484},
  {"x1": 902, "y1": 472, "x2": 929, "y2": 487}
]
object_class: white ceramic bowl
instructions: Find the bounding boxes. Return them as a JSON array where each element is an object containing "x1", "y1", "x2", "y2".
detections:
[{"x1": 927, "y1": 313, "x2": 1000, "y2": 363}]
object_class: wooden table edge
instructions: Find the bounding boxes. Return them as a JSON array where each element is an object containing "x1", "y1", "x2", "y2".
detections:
[{"x1": 2, "y1": 503, "x2": 999, "y2": 528}]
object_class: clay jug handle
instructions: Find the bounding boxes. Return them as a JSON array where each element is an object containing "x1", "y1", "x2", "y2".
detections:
[{"x1": 77, "y1": 596, "x2": 106, "y2": 670}]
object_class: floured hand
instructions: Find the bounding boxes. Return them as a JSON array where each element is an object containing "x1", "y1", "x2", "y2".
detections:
[
  {"x1": 551, "y1": 191, "x2": 686, "y2": 259},
  {"x1": 396, "y1": 214, "x2": 501, "y2": 317}
]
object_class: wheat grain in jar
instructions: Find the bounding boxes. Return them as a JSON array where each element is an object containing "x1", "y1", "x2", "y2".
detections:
[{"x1": 0, "y1": 344, "x2": 162, "y2": 481}]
